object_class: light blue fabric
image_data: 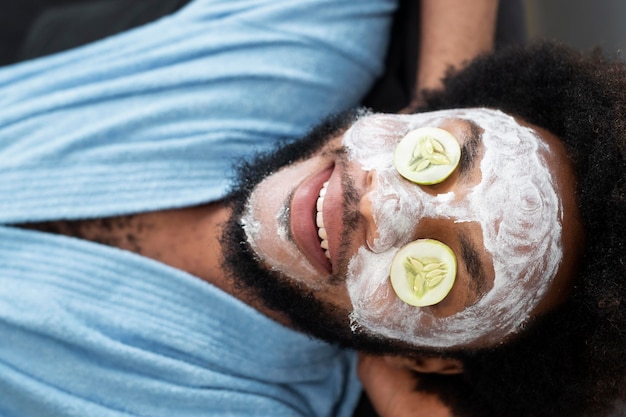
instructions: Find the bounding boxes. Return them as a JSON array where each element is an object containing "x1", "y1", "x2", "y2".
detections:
[
  {"x1": 0, "y1": 0, "x2": 397, "y2": 415},
  {"x1": 0, "y1": 226, "x2": 359, "y2": 417}
]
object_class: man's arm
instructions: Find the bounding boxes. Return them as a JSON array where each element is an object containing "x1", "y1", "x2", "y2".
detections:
[{"x1": 412, "y1": 0, "x2": 498, "y2": 105}]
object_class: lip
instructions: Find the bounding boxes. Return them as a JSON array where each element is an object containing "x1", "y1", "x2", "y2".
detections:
[{"x1": 291, "y1": 164, "x2": 334, "y2": 274}]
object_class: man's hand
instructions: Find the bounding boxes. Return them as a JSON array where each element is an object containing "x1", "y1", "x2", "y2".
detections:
[{"x1": 358, "y1": 354, "x2": 453, "y2": 417}]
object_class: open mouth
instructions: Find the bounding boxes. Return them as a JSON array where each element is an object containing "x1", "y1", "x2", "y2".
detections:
[
  {"x1": 316, "y1": 180, "x2": 331, "y2": 259},
  {"x1": 290, "y1": 165, "x2": 334, "y2": 274},
  {"x1": 315, "y1": 181, "x2": 330, "y2": 259}
]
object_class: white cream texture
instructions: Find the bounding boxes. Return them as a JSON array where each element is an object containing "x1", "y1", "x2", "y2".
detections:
[
  {"x1": 344, "y1": 108, "x2": 564, "y2": 347},
  {"x1": 242, "y1": 176, "x2": 322, "y2": 285}
]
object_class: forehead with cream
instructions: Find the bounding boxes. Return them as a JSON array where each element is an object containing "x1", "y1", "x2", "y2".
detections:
[{"x1": 343, "y1": 108, "x2": 564, "y2": 348}]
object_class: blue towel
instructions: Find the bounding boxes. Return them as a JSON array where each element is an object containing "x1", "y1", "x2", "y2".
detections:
[{"x1": 0, "y1": 226, "x2": 360, "y2": 416}]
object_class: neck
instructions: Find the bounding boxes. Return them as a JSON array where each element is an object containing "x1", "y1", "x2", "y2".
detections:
[
  {"x1": 134, "y1": 202, "x2": 231, "y2": 285},
  {"x1": 16, "y1": 202, "x2": 296, "y2": 328},
  {"x1": 121, "y1": 202, "x2": 297, "y2": 328}
]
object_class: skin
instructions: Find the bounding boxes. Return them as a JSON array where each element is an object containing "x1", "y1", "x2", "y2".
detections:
[
  {"x1": 240, "y1": 108, "x2": 583, "y2": 415},
  {"x1": 409, "y1": 0, "x2": 499, "y2": 108},
  {"x1": 358, "y1": 354, "x2": 454, "y2": 417},
  {"x1": 343, "y1": 109, "x2": 566, "y2": 348},
  {"x1": 242, "y1": 109, "x2": 582, "y2": 346}
]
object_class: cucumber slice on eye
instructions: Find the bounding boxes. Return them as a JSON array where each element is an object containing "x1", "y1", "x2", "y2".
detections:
[
  {"x1": 393, "y1": 127, "x2": 461, "y2": 185},
  {"x1": 389, "y1": 239, "x2": 457, "y2": 307}
]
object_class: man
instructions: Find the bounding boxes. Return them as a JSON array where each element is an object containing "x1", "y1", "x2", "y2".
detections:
[{"x1": 0, "y1": 3, "x2": 624, "y2": 417}]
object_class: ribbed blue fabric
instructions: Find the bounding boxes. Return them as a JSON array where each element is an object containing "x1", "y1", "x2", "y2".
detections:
[{"x1": 0, "y1": 226, "x2": 360, "y2": 416}]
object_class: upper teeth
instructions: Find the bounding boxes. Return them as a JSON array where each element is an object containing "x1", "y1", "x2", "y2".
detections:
[{"x1": 316, "y1": 181, "x2": 331, "y2": 259}]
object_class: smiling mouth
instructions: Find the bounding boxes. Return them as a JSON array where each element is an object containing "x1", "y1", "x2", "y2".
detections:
[
  {"x1": 289, "y1": 164, "x2": 334, "y2": 274},
  {"x1": 316, "y1": 181, "x2": 331, "y2": 259}
]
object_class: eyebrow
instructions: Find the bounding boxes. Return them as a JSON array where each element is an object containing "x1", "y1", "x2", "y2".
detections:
[
  {"x1": 458, "y1": 121, "x2": 483, "y2": 178},
  {"x1": 459, "y1": 232, "x2": 489, "y2": 307}
]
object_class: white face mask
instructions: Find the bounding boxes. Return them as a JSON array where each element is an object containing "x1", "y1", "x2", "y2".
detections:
[{"x1": 343, "y1": 108, "x2": 564, "y2": 348}]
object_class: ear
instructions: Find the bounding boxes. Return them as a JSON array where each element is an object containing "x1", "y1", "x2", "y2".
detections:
[{"x1": 384, "y1": 355, "x2": 464, "y2": 375}]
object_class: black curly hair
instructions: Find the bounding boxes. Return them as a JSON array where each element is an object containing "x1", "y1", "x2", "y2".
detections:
[{"x1": 411, "y1": 42, "x2": 626, "y2": 417}]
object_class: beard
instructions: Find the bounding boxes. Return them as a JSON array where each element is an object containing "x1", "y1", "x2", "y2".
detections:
[{"x1": 220, "y1": 109, "x2": 407, "y2": 354}]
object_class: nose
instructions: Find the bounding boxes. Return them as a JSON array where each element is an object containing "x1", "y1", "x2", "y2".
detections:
[
  {"x1": 359, "y1": 168, "x2": 428, "y2": 253},
  {"x1": 359, "y1": 170, "x2": 379, "y2": 251}
]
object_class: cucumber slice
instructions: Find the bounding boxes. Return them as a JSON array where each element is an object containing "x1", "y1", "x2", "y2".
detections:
[
  {"x1": 393, "y1": 127, "x2": 461, "y2": 185},
  {"x1": 390, "y1": 239, "x2": 457, "y2": 307}
]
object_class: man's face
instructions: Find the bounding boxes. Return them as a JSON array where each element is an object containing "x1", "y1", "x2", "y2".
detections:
[{"x1": 233, "y1": 108, "x2": 581, "y2": 350}]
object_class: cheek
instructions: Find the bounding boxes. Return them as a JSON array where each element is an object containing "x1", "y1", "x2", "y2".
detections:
[
  {"x1": 346, "y1": 246, "x2": 440, "y2": 339},
  {"x1": 242, "y1": 178, "x2": 321, "y2": 281},
  {"x1": 367, "y1": 171, "x2": 426, "y2": 252},
  {"x1": 342, "y1": 114, "x2": 406, "y2": 171},
  {"x1": 346, "y1": 248, "x2": 406, "y2": 329}
]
